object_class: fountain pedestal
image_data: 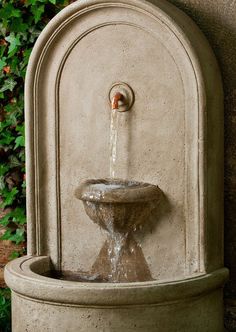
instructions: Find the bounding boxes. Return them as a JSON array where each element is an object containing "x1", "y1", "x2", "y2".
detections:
[
  {"x1": 75, "y1": 178, "x2": 162, "y2": 282},
  {"x1": 5, "y1": 0, "x2": 228, "y2": 331},
  {"x1": 91, "y1": 235, "x2": 153, "y2": 282}
]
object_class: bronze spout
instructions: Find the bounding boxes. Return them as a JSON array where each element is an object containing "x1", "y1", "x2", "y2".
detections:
[{"x1": 111, "y1": 92, "x2": 124, "y2": 110}]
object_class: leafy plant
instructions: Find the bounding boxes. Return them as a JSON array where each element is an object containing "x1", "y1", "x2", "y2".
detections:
[
  {"x1": 0, "y1": 0, "x2": 75, "y2": 327},
  {"x1": 0, "y1": 288, "x2": 11, "y2": 332},
  {"x1": 0, "y1": 0, "x2": 76, "y2": 250}
]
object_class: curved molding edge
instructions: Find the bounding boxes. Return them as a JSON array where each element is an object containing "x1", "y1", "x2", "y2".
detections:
[{"x1": 5, "y1": 256, "x2": 229, "y2": 307}]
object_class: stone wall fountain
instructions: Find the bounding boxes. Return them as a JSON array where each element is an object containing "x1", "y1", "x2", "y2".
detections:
[{"x1": 5, "y1": 0, "x2": 228, "y2": 331}]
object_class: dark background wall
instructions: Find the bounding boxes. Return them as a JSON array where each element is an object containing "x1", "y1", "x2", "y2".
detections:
[{"x1": 167, "y1": 0, "x2": 236, "y2": 330}]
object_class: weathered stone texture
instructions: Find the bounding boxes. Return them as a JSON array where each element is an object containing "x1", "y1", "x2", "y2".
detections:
[
  {"x1": 4, "y1": 0, "x2": 228, "y2": 330},
  {"x1": 167, "y1": 0, "x2": 236, "y2": 329}
]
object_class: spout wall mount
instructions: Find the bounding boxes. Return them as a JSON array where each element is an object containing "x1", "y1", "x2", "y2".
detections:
[{"x1": 109, "y1": 82, "x2": 134, "y2": 112}]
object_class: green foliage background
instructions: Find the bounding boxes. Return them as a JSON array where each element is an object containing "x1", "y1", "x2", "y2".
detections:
[
  {"x1": 0, "y1": 289, "x2": 11, "y2": 332},
  {"x1": 0, "y1": 0, "x2": 74, "y2": 330}
]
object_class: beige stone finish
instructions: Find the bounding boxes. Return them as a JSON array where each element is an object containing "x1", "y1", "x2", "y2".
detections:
[
  {"x1": 5, "y1": 256, "x2": 227, "y2": 331},
  {"x1": 5, "y1": 0, "x2": 228, "y2": 330},
  {"x1": 11, "y1": 290, "x2": 224, "y2": 332},
  {"x1": 24, "y1": 0, "x2": 223, "y2": 278}
]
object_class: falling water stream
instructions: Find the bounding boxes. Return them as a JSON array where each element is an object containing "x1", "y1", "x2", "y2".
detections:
[
  {"x1": 108, "y1": 107, "x2": 127, "y2": 281},
  {"x1": 53, "y1": 104, "x2": 150, "y2": 283},
  {"x1": 106, "y1": 217, "x2": 129, "y2": 282},
  {"x1": 109, "y1": 108, "x2": 119, "y2": 178}
]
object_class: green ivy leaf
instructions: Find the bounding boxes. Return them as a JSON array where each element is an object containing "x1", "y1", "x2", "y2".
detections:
[
  {"x1": 16, "y1": 124, "x2": 25, "y2": 135},
  {"x1": 28, "y1": 27, "x2": 41, "y2": 43},
  {"x1": 0, "y1": 44, "x2": 7, "y2": 59},
  {"x1": 0, "y1": 164, "x2": 9, "y2": 176},
  {"x1": 9, "y1": 228, "x2": 25, "y2": 245},
  {"x1": 0, "y1": 295, "x2": 6, "y2": 306},
  {"x1": 14, "y1": 135, "x2": 25, "y2": 149},
  {"x1": 5, "y1": 33, "x2": 21, "y2": 56},
  {"x1": 21, "y1": 180, "x2": 26, "y2": 189},
  {"x1": 49, "y1": 0, "x2": 57, "y2": 4},
  {"x1": 21, "y1": 48, "x2": 32, "y2": 69},
  {"x1": 18, "y1": 150, "x2": 25, "y2": 163},
  {"x1": 0, "y1": 131, "x2": 15, "y2": 145},
  {"x1": 0, "y1": 207, "x2": 26, "y2": 226},
  {"x1": 0, "y1": 229, "x2": 12, "y2": 241},
  {"x1": 9, "y1": 250, "x2": 20, "y2": 260},
  {"x1": 0, "y1": 187, "x2": 19, "y2": 208},
  {"x1": 9, "y1": 155, "x2": 21, "y2": 168},
  {"x1": 0, "y1": 176, "x2": 5, "y2": 191},
  {"x1": 0, "y1": 213, "x2": 11, "y2": 227},
  {"x1": 26, "y1": 0, "x2": 39, "y2": 4},
  {"x1": 0, "y1": 288, "x2": 11, "y2": 327},
  {"x1": 0, "y1": 120, "x2": 11, "y2": 132},
  {"x1": 7, "y1": 56, "x2": 20, "y2": 76},
  {"x1": 3, "y1": 103, "x2": 16, "y2": 113},
  {"x1": 0, "y1": 77, "x2": 17, "y2": 92},
  {"x1": 9, "y1": 18, "x2": 28, "y2": 33},
  {"x1": 31, "y1": 5, "x2": 45, "y2": 23},
  {"x1": 0, "y1": 57, "x2": 7, "y2": 71},
  {"x1": 12, "y1": 208, "x2": 25, "y2": 224},
  {"x1": 0, "y1": 23, "x2": 7, "y2": 37},
  {"x1": 11, "y1": 207, "x2": 26, "y2": 225},
  {"x1": 0, "y1": 228, "x2": 25, "y2": 245},
  {"x1": 0, "y1": 4, "x2": 21, "y2": 20}
]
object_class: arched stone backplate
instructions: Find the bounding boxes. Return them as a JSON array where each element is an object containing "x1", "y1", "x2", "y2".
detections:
[{"x1": 25, "y1": 0, "x2": 223, "y2": 280}]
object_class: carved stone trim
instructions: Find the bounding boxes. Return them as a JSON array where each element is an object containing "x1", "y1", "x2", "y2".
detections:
[{"x1": 25, "y1": 0, "x2": 223, "y2": 274}]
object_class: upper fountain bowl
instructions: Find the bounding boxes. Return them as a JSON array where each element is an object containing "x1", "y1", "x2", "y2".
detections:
[{"x1": 75, "y1": 179, "x2": 162, "y2": 233}]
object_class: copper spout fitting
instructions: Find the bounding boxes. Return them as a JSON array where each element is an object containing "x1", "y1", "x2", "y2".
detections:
[
  {"x1": 111, "y1": 92, "x2": 124, "y2": 110},
  {"x1": 109, "y1": 82, "x2": 134, "y2": 112}
]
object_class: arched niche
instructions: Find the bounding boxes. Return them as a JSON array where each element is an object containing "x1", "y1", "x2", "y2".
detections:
[{"x1": 25, "y1": 0, "x2": 223, "y2": 281}]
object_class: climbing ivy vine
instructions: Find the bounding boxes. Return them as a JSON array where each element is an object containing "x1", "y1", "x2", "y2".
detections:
[
  {"x1": 0, "y1": 288, "x2": 11, "y2": 332},
  {"x1": 0, "y1": 0, "x2": 74, "y2": 257}
]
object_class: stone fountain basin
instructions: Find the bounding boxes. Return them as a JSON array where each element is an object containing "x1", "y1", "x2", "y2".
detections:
[
  {"x1": 5, "y1": 256, "x2": 228, "y2": 331},
  {"x1": 75, "y1": 178, "x2": 162, "y2": 203},
  {"x1": 75, "y1": 178, "x2": 162, "y2": 233}
]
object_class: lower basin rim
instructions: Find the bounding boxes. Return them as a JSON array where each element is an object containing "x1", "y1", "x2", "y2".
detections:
[{"x1": 4, "y1": 256, "x2": 229, "y2": 307}]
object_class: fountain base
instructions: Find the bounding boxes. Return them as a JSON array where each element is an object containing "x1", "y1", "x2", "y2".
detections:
[{"x1": 5, "y1": 256, "x2": 228, "y2": 332}]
